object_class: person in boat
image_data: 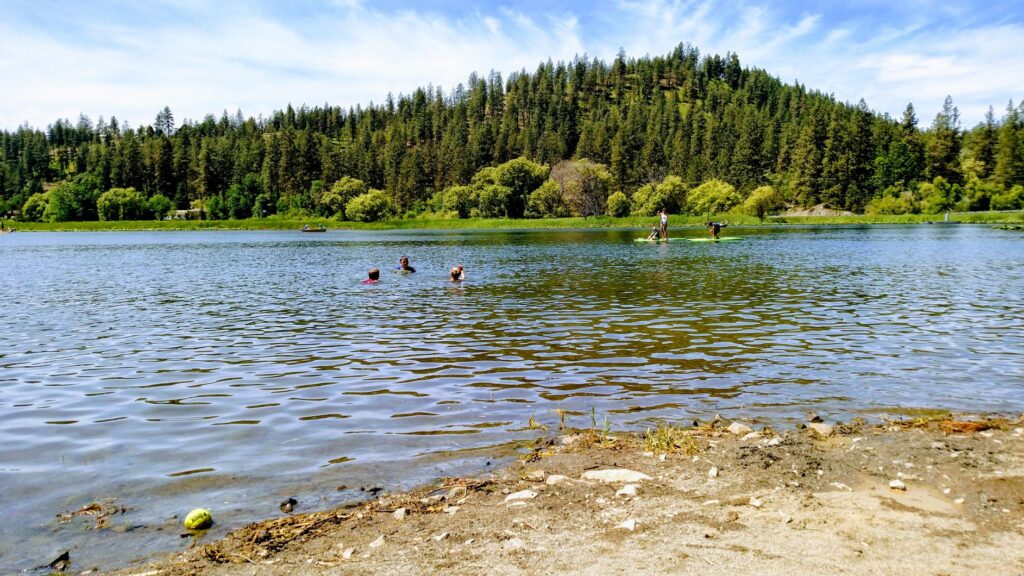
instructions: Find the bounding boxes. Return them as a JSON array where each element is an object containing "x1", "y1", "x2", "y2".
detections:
[
  {"x1": 302, "y1": 224, "x2": 309, "y2": 231},
  {"x1": 659, "y1": 207, "x2": 669, "y2": 239},
  {"x1": 396, "y1": 256, "x2": 416, "y2": 273},
  {"x1": 362, "y1": 268, "x2": 380, "y2": 284},
  {"x1": 707, "y1": 220, "x2": 727, "y2": 239}
]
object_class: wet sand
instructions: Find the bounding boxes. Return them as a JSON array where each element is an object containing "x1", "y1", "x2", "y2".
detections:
[{"x1": 101, "y1": 415, "x2": 1024, "y2": 576}]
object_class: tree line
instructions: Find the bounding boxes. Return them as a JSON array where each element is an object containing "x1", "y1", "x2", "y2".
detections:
[{"x1": 2, "y1": 43, "x2": 1023, "y2": 223}]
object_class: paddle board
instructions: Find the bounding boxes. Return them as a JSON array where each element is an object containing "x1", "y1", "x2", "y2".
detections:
[{"x1": 633, "y1": 237, "x2": 686, "y2": 242}]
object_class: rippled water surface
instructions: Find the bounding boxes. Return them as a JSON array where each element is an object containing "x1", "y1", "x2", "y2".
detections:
[{"x1": 2, "y1": 226, "x2": 1022, "y2": 570}]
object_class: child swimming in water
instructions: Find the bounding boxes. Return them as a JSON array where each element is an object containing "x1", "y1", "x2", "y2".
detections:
[
  {"x1": 396, "y1": 256, "x2": 416, "y2": 273},
  {"x1": 362, "y1": 268, "x2": 380, "y2": 284}
]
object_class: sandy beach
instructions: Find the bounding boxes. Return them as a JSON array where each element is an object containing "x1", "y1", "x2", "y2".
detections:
[{"x1": 102, "y1": 415, "x2": 1024, "y2": 576}]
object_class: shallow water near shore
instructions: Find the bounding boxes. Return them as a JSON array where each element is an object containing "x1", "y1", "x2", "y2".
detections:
[{"x1": 1, "y1": 225, "x2": 1022, "y2": 571}]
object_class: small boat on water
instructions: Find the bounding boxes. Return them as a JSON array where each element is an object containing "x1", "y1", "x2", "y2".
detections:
[{"x1": 301, "y1": 224, "x2": 327, "y2": 232}]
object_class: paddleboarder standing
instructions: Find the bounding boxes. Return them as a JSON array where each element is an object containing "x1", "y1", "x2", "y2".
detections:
[{"x1": 659, "y1": 207, "x2": 668, "y2": 240}]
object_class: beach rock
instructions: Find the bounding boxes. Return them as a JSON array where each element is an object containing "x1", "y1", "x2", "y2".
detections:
[
  {"x1": 545, "y1": 474, "x2": 570, "y2": 486},
  {"x1": 889, "y1": 479, "x2": 907, "y2": 491},
  {"x1": 342, "y1": 547, "x2": 355, "y2": 559},
  {"x1": 765, "y1": 437, "x2": 783, "y2": 447},
  {"x1": 446, "y1": 486, "x2": 467, "y2": 501},
  {"x1": 392, "y1": 507, "x2": 407, "y2": 520},
  {"x1": 809, "y1": 423, "x2": 834, "y2": 437},
  {"x1": 525, "y1": 470, "x2": 546, "y2": 482},
  {"x1": 708, "y1": 466, "x2": 719, "y2": 479},
  {"x1": 279, "y1": 498, "x2": 297, "y2": 513},
  {"x1": 581, "y1": 469, "x2": 652, "y2": 483},
  {"x1": 749, "y1": 497, "x2": 764, "y2": 508},
  {"x1": 616, "y1": 484, "x2": 638, "y2": 497},
  {"x1": 615, "y1": 518, "x2": 637, "y2": 531},
  {"x1": 432, "y1": 532, "x2": 449, "y2": 542},
  {"x1": 727, "y1": 422, "x2": 753, "y2": 435},
  {"x1": 806, "y1": 411, "x2": 823, "y2": 423},
  {"x1": 505, "y1": 489, "x2": 538, "y2": 502},
  {"x1": 742, "y1": 432, "x2": 762, "y2": 441},
  {"x1": 369, "y1": 535, "x2": 385, "y2": 549}
]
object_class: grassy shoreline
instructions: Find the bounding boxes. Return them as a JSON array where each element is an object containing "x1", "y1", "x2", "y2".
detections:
[{"x1": 7, "y1": 210, "x2": 1023, "y2": 232}]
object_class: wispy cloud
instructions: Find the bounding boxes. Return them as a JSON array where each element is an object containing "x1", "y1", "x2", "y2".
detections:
[{"x1": 0, "y1": 0, "x2": 1019, "y2": 130}]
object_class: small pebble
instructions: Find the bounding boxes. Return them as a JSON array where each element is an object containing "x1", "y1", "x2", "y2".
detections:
[
  {"x1": 889, "y1": 479, "x2": 907, "y2": 491},
  {"x1": 708, "y1": 466, "x2": 719, "y2": 479},
  {"x1": 616, "y1": 484, "x2": 638, "y2": 498},
  {"x1": 505, "y1": 489, "x2": 538, "y2": 503}
]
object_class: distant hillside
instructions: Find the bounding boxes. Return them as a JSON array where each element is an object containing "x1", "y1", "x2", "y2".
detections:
[{"x1": 2, "y1": 43, "x2": 1022, "y2": 222}]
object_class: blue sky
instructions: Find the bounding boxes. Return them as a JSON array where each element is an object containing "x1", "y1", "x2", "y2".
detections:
[{"x1": 1, "y1": 0, "x2": 1022, "y2": 131}]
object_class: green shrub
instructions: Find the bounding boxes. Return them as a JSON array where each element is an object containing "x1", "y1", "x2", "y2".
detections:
[
  {"x1": 526, "y1": 180, "x2": 570, "y2": 218},
  {"x1": 149, "y1": 194, "x2": 173, "y2": 220},
  {"x1": 206, "y1": 195, "x2": 227, "y2": 220},
  {"x1": 432, "y1": 185, "x2": 477, "y2": 218},
  {"x1": 992, "y1": 185, "x2": 1024, "y2": 211},
  {"x1": 322, "y1": 176, "x2": 369, "y2": 218},
  {"x1": 606, "y1": 191, "x2": 631, "y2": 217},
  {"x1": 97, "y1": 187, "x2": 148, "y2": 221},
  {"x1": 493, "y1": 157, "x2": 549, "y2": 218},
  {"x1": 252, "y1": 193, "x2": 275, "y2": 218},
  {"x1": 21, "y1": 192, "x2": 49, "y2": 222},
  {"x1": 740, "y1": 186, "x2": 784, "y2": 220},
  {"x1": 476, "y1": 185, "x2": 511, "y2": 218},
  {"x1": 345, "y1": 189, "x2": 397, "y2": 222},
  {"x1": 686, "y1": 179, "x2": 741, "y2": 216},
  {"x1": 865, "y1": 193, "x2": 917, "y2": 215},
  {"x1": 630, "y1": 175, "x2": 687, "y2": 216}
]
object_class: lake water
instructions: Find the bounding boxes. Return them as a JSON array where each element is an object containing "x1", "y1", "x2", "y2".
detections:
[{"x1": 1, "y1": 225, "x2": 1022, "y2": 571}]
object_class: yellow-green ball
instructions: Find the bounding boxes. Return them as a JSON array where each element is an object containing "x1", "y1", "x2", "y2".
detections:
[{"x1": 184, "y1": 508, "x2": 213, "y2": 530}]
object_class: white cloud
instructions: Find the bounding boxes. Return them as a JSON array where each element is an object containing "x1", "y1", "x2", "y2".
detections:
[
  {"x1": 0, "y1": 2, "x2": 586, "y2": 129},
  {"x1": 0, "y1": 1, "x2": 1019, "y2": 130}
]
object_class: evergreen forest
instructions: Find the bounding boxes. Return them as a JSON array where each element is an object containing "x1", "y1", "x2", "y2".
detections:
[{"x1": 3, "y1": 44, "x2": 1024, "y2": 223}]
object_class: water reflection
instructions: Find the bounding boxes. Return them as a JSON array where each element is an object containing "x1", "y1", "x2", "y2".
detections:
[{"x1": 0, "y1": 225, "x2": 1022, "y2": 570}]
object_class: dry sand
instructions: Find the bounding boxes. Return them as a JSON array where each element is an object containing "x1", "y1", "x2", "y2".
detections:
[{"x1": 106, "y1": 417, "x2": 1024, "y2": 576}]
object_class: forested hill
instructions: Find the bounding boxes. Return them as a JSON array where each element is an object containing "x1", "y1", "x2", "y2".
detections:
[{"x1": 2, "y1": 44, "x2": 1023, "y2": 223}]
